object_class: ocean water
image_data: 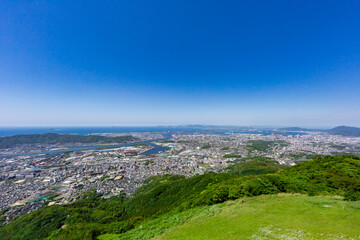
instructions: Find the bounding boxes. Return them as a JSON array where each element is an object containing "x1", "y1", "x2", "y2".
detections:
[
  {"x1": 0, "y1": 127, "x2": 307, "y2": 137},
  {"x1": 0, "y1": 127, "x2": 179, "y2": 137}
]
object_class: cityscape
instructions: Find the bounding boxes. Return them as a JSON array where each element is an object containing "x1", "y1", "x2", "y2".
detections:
[
  {"x1": 1, "y1": 0, "x2": 360, "y2": 239},
  {"x1": 1, "y1": 127, "x2": 359, "y2": 225}
]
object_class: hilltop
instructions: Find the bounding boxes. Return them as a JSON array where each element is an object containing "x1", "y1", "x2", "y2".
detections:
[
  {"x1": 327, "y1": 126, "x2": 360, "y2": 137},
  {"x1": 142, "y1": 195, "x2": 360, "y2": 240},
  {"x1": 0, "y1": 155, "x2": 359, "y2": 239}
]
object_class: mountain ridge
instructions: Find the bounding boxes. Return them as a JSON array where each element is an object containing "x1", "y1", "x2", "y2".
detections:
[
  {"x1": 0, "y1": 133, "x2": 137, "y2": 149},
  {"x1": 279, "y1": 125, "x2": 360, "y2": 137}
]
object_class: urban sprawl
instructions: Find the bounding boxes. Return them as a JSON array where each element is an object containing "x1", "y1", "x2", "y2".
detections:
[{"x1": 1, "y1": 131, "x2": 360, "y2": 225}]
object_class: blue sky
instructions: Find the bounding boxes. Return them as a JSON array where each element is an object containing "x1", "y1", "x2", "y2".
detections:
[{"x1": 1, "y1": 0, "x2": 360, "y2": 127}]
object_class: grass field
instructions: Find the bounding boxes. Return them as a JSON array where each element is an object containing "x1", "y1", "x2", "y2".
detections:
[
  {"x1": 155, "y1": 195, "x2": 360, "y2": 240},
  {"x1": 100, "y1": 194, "x2": 360, "y2": 240}
]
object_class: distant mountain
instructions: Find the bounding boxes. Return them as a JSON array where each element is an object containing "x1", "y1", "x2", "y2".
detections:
[
  {"x1": 327, "y1": 126, "x2": 360, "y2": 137},
  {"x1": 278, "y1": 127, "x2": 321, "y2": 132},
  {"x1": 279, "y1": 126, "x2": 360, "y2": 137},
  {"x1": 0, "y1": 133, "x2": 137, "y2": 149},
  {"x1": 279, "y1": 127, "x2": 310, "y2": 131},
  {"x1": 175, "y1": 125, "x2": 254, "y2": 129}
]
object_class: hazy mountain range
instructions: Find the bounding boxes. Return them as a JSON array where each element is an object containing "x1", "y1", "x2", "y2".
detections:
[{"x1": 279, "y1": 126, "x2": 360, "y2": 137}]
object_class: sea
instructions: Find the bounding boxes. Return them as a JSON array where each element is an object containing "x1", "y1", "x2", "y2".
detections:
[
  {"x1": 0, "y1": 127, "x2": 175, "y2": 137},
  {"x1": 0, "y1": 126, "x2": 307, "y2": 137}
]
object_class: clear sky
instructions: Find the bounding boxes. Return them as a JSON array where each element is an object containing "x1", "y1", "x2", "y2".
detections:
[{"x1": 1, "y1": 0, "x2": 360, "y2": 127}]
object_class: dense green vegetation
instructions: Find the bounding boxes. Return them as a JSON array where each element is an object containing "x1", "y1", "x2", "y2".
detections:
[
  {"x1": 222, "y1": 157, "x2": 286, "y2": 176},
  {"x1": 201, "y1": 144, "x2": 210, "y2": 149},
  {"x1": 247, "y1": 140, "x2": 275, "y2": 151},
  {"x1": 285, "y1": 152, "x2": 321, "y2": 161},
  {"x1": 99, "y1": 205, "x2": 211, "y2": 240},
  {"x1": 1, "y1": 155, "x2": 359, "y2": 239},
  {"x1": 0, "y1": 133, "x2": 137, "y2": 148},
  {"x1": 246, "y1": 140, "x2": 286, "y2": 152},
  {"x1": 222, "y1": 153, "x2": 242, "y2": 158}
]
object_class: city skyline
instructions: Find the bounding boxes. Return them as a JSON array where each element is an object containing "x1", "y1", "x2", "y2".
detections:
[{"x1": 1, "y1": 1, "x2": 360, "y2": 127}]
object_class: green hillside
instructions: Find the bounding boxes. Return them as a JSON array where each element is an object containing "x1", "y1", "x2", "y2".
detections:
[
  {"x1": 221, "y1": 157, "x2": 287, "y2": 176},
  {"x1": 100, "y1": 195, "x2": 360, "y2": 240},
  {"x1": 153, "y1": 195, "x2": 360, "y2": 240},
  {"x1": 0, "y1": 155, "x2": 359, "y2": 239}
]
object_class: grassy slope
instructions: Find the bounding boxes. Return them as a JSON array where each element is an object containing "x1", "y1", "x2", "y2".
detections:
[
  {"x1": 1, "y1": 155, "x2": 360, "y2": 240},
  {"x1": 152, "y1": 195, "x2": 360, "y2": 240}
]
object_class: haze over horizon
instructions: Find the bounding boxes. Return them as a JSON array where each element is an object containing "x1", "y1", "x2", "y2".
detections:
[
  {"x1": 0, "y1": 124, "x2": 355, "y2": 130},
  {"x1": 1, "y1": 1, "x2": 360, "y2": 127}
]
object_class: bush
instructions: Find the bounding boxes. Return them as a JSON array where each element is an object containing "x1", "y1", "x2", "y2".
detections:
[{"x1": 344, "y1": 190, "x2": 360, "y2": 201}]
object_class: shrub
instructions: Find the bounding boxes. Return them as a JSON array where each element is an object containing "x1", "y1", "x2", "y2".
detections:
[{"x1": 344, "y1": 190, "x2": 360, "y2": 201}]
